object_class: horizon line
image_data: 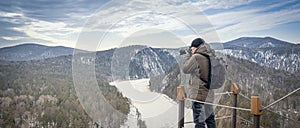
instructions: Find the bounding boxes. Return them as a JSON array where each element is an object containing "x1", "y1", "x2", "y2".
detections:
[{"x1": 0, "y1": 36, "x2": 298, "y2": 51}]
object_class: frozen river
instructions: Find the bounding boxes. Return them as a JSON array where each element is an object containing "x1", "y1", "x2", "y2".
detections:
[{"x1": 110, "y1": 79, "x2": 194, "y2": 128}]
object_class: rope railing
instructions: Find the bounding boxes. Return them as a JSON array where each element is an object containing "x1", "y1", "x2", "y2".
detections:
[
  {"x1": 177, "y1": 83, "x2": 300, "y2": 128},
  {"x1": 184, "y1": 121, "x2": 193, "y2": 124},
  {"x1": 185, "y1": 115, "x2": 259, "y2": 127},
  {"x1": 238, "y1": 92, "x2": 300, "y2": 124},
  {"x1": 176, "y1": 84, "x2": 253, "y2": 128},
  {"x1": 262, "y1": 87, "x2": 300, "y2": 110},
  {"x1": 183, "y1": 108, "x2": 267, "y2": 128},
  {"x1": 184, "y1": 116, "x2": 232, "y2": 124},
  {"x1": 264, "y1": 108, "x2": 300, "y2": 123},
  {"x1": 190, "y1": 114, "x2": 266, "y2": 128},
  {"x1": 234, "y1": 84, "x2": 300, "y2": 110},
  {"x1": 215, "y1": 91, "x2": 233, "y2": 96},
  {"x1": 238, "y1": 92, "x2": 251, "y2": 101},
  {"x1": 215, "y1": 116, "x2": 232, "y2": 120},
  {"x1": 185, "y1": 98, "x2": 251, "y2": 111}
]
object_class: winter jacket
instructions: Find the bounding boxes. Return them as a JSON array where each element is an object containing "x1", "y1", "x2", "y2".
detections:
[{"x1": 182, "y1": 43, "x2": 214, "y2": 102}]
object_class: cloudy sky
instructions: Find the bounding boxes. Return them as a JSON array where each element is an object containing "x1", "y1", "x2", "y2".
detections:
[{"x1": 0, "y1": 0, "x2": 299, "y2": 50}]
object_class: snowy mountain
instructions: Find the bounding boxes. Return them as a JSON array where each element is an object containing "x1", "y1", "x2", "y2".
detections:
[
  {"x1": 88, "y1": 45, "x2": 179, "y2": 81},
  {"x1": 129, "y1": 47, "x2": 177, "y2": 79},
  {"x1": 212, "y1": 37, "x2": 300, "y2": 72},
  {"x1": 223, "y1": 37, "x2": 293, "y2": 49},
  {"x1": 0, "y1": 43, "x2": 83, "y2": 61}
]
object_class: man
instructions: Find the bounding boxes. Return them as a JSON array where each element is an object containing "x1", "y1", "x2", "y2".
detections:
[{"x1": 182, "y1": 38, "x2": 216, "y2": 128}]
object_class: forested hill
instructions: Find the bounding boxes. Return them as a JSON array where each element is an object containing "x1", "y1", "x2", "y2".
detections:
[{"x1": 0, "y1": 55, "x2": 132, "y2": 127}]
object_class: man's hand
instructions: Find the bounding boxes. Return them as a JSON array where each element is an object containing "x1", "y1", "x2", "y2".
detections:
[{"x1": 185, "y1": 50, "x2": 189, "y2": 55}]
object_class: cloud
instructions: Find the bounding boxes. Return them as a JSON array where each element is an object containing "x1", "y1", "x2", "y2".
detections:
[
  {"x1": 77, "y1": 0, "x2": 221, "y2": 50},
  {"x1": 207, "y1": 0, "x2": 300, "y2": 41},
  {"x1": 0, "y1": 10, "x2": 79, "y2": 47},
  {"x1": 0, "y1": 0, "x2": 299, "y2": 49},
  {"x1": 190, "y1": 0, "x2": 257, "y2": 10},
  {"x1": 0, "y1": 0, "x2": 105, "y2": 22},
  {"x1": 86, "y1": 0, "x2": 228, "y2": 31},
  {"x1": 79, "y1": 0, "x2": 277, "y2": 49},
  {"x1": 2, "y1": 36, "x2": 24, "y2": 41},
  {"x1": 0, "y1": 0, "x2": 260, "y2": 48},
  {"x1": 0, "y1": 0, "x2": 108, "y2": 47}
]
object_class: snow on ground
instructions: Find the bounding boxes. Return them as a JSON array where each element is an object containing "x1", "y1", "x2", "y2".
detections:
[
  {"x1": 110, "y1": 79, "x2": 194, "y2": 128},
  {"x1": 120, "y1": 104, "x2": 140, "y2": 128}
]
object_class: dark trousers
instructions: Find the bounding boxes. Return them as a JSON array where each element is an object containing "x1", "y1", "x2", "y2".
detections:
[{"x1": 192, "y1": 102, "x2": 216, "y2": 128}]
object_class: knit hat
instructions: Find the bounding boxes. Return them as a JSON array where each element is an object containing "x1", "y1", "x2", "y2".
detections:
[{"x1": 191, "y1": 38, "x2": 205, "y2": 48}]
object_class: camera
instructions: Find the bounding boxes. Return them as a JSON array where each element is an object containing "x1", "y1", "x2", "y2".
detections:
[{"x1": 179, "y1": 49, "x2": 191, "y2": 55}]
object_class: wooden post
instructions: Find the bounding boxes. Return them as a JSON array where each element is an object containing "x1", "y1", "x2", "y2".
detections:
[
  {"x1": 232, "y1": 83, "x2": 239, "y2": 95},
  {"x1": 177, "y1": 86, "x2": 186, "y2": 128},
  {"x1": 232, "y1": 83, "x2": 239, "y2": 128},
  {"x1": 251, "y1": 96, "x2": 262, "y2": 128}
]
